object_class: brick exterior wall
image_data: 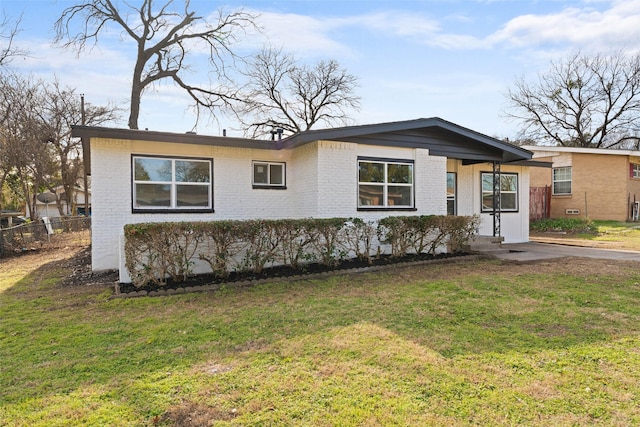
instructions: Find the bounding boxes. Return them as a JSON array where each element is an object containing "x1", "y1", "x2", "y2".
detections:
[
  {"x1": 529, "y1": 150, "x2": 640, "y2": 221},
  {"x1": 91, "y1": 137, "x2": 531, "y2": 275}
]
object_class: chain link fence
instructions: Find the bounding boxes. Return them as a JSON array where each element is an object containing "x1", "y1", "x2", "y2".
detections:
[{"x1": 0, "y1": 216, "x2": 91, "y2": 258}]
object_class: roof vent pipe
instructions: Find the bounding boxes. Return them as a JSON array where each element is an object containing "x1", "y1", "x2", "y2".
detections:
[
  {"x1": 223, "y1": 129, "x2": 227, "y2": 137},
  {"x1": 276, "y1": 128, "x2": 283, "y2": 141}
]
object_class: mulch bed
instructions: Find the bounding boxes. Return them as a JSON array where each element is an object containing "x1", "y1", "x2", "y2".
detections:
[{"x1": 114, "y1": 252, "x2": 478, "y2": 298}]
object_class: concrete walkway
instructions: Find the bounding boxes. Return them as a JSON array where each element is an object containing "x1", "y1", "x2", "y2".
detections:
[{"x1": 491, "y1": 241, "x2": 640, "y2": 262}]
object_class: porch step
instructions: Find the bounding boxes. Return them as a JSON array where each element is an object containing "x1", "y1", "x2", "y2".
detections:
[{"x1": 463, "y1": 236, "x2": 509, "y2": 254}]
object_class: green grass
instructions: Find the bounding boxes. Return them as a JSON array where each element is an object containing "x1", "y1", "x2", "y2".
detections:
[
  {"x1": 576, "y1": 221, "x2": 640, "y2": 249},
  {"x1": 3, "y1": 251, "x2": 640, "y2": 425},
  {"x1": 531, "y1": 219, "x2": 640, "y2": 250}
]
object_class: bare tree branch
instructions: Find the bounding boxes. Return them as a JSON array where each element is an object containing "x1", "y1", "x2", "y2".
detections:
[
  {"x1": 506, "y1": 51, "x2": 640, "y2": 149},
  {"x1": 0, "y1": 12, "x2": 27, "y2": 67},
  {"x1": 54, "y1": 0, "x2": 256, "y2": 129},
  {"x1": 235, "y1": 46, "x2": 361, "y2": 138}
]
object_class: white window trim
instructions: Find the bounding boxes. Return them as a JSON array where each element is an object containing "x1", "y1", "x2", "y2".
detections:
[
  {"x1": 132, "y1": 155, "x2": 213, "y2": 212},
  {"x1": 632, "y1": 163, "x2": 640, "y2": 179},
  {"x1": 252, "y1": 161, "x2": 286, "y2": 188},
  {"x1": 358, "y1": 158, "x2": 414, "y2": 209},
  {"x1": 481, "y1": 172, "x2": 519, "y2": 213},
  {"x1": 552, "y1": 166, "x2": 572, "y2": 195}
]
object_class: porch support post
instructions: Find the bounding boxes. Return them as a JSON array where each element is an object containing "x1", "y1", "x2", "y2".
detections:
[{"x1": 492, "y1": 161, "x2": 501, "y2": 237}]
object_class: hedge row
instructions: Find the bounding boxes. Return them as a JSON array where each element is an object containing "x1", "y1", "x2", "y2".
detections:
[{"x1": 123, "y1": 215, "x2": 480, "y2": 288}]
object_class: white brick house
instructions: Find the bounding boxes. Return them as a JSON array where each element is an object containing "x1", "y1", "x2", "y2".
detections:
[{"x1": 73, "y1": 118, "x2": 535, "y2": 276}]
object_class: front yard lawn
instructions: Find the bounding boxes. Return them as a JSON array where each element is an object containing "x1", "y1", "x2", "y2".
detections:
[{"x1": 2, "y1": 248, "x2": 640, "y2": 426}]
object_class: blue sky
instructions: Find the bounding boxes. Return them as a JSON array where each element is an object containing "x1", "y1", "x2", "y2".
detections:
[{"x1": 2, "y1": 0, "x2": 640, "y2": 139}]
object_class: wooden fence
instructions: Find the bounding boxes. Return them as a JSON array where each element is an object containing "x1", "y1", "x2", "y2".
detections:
[{"x1": 530, "y1": 186, "x2": 551, "y2": 221}]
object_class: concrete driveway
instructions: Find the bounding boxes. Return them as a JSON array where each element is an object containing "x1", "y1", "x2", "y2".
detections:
[{"x1": 493, "y1": 241, "x2": 640, "y2": 262}]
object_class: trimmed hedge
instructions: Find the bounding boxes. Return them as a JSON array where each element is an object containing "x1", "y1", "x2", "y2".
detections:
[{"x1": 124, "y1": 215, "x2": 479, "y2": 288}]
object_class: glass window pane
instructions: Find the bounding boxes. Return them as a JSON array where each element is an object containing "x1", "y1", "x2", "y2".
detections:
[
  {"x1": 387, "y1": 164, "x2": 412, "y2": 184},
  {"x1": 553, "y1": 167, "x2": 571, "y2": 181},
  {"x1": 447, "y1": 199, "x2": 456, "y2": 216},
  {"x1": 501, "y1": 175, "x2": 517, "y2": 191},
  {"x1": 359, "y1": 162, "x2": 384, "y2": 183},
  {"x1": 501, "y1": 193, "x2": 517, "y2": 210},
  {"x1": 176, "y1": 160, "x2": 210, "y2": 183},
  {"x1": 135, "y1": 183, "x2": 170, "y2": 207},
  {"x1": 447, "y1": 173, "x2": 456, "y2": 195},
  {"x1": 482, "y1": 193, "x2": 494, "y2": 211},
  {"x1": 176, "y1": 185, "x2": 209, "y2": 207},
  {"x1": 135, "y1": 158, "x2": 171, "y2": 181},
  {"x1": 359, "y1": 184, "x2": 384, "y2": 206},
  {"x1": 481, "y1": 173, "x2": 494, "y2": 191},
  {"x1": 554, "y1": 181, "x2": 571, "y2": 194},
  {"x1": 387, "y1": 185, "x2": 412, "y2": 206},
  {"x1": 254, "y1": 163, "x2": 268, "y2": 184},
  {"x1": 270, "y1": 164, "x2": 283, "y2": 185}
]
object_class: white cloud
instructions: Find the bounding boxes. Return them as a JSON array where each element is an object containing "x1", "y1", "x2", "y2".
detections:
[
  {"x1": 487, "y1": 0, "x2": 640, "y2": 51},
  {"x1": 245, "y1": 11, "x2": 353, "y2": 57}
]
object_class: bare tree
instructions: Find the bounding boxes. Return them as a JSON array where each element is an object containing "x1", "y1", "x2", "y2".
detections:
[
  {"x1": 236, "y1": 47, "x2": 361, "y2": 138},
  {"x1": 0, "y1": 74, "x2": 54, "y2": 218},
  {"x1": 54, "y1": 0, "x2": 255, "y2": 130},
  {"x1": 38, "y1": 80, "x2": 121, "y2": 216},
  {"x1": 506, "y1": 51, "x2": 640, "y2": 148},
  {"x1": 0, "y1": 72, "x2": 120, "y2": 217}
]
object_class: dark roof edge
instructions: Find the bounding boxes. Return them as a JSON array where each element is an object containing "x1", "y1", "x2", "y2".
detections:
[
  {"x1": 281, "y1": 117, "x2": 532, "y2": 159},
  {"x1": 71, "y1": 125, "x2": 279, "y2": 150}
]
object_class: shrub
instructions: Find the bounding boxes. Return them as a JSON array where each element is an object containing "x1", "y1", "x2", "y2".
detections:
[
  {"x1": 340, "y1": 218, "x2": 378, "y2": 264},
  {"x1": 378, "y1": 215, "x2": 478, "y2": 257},
  {"x1": 123, "y1": 215, "x2": 479, "y2": 288},
  {"x1": 124, "y1": 222, "x2": 202, "y2": 286},
  {"x1": 530, "y1": 218, "x2": 597, "y2": 233}
]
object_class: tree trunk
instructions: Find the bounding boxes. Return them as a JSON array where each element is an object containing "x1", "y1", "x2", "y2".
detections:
[{"x1": 128, "y1": 61, "x2": 144, "y2": 130}]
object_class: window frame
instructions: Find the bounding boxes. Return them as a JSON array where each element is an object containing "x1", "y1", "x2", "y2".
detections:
[
  {"x1": 131, "y1": 154, "x2": 214, "y2": 214},
  {"x1": 447, "y1": 172, "x2": 457, "y2": 215},
  {"x1": 631, "y1": 163, "x2": 640, "y2": 179},
  {"x1": 552, "y1": 166, "x2": 572, "y2": 195},
  {"x1": 480, "y1": 172, "x2": 519, "y2": 213},
  {"x1": 357, "y1": 157, "x2": 415, "y2": 210},
  {"x1": 252, "y1": 161, "x2": 287, "y2": 189}
]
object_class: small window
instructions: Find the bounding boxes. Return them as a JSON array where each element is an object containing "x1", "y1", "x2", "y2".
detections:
[
  {"x1": 358, "y1": 158, "x2": 414, "y2": 209},
  {"x1": 481, "y1": 172, "x2": 518, "y2": 212},
  {"x1": 553, "y1": 167, "x2": 572, "y2": 195},
  {"x1": 132, "y1": 155, "x2": 212, "y2": 212},
  {"x1": 447, "y1": 172, "x2": 456, "y2": 215},
  {"x1": 253, "y1": 161, "x2": 286, "y2": 188},
  {"x1": 631, "y1": 163, "x2": 640, "y2": 179}
]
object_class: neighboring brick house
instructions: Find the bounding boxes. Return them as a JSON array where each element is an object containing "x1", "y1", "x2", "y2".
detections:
[
  {"x1": 524, "y1": 145, "x2": 640, "y2": 221},
  {"x1": 73, "y1": 118, "x2": 535, "y2": 278}
]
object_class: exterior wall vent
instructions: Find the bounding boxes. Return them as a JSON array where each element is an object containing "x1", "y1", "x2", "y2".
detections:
[{"x1": 565, "y1": 208, "x2": 580, "y2": 215}]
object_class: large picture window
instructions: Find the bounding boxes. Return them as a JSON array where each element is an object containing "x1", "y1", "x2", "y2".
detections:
[
  {"x1": 552, "y1": 167, "x2": 572, "y2": 195},
  {"x1": 358, "y1": 158, "x2": 414, "y2": 209},
  {"x1": 132, "y1": 155, "x2": 212, "y2": 212},
  {"x1": 481, "y1": 172, "x2": 518, "y2": 212},
  {"x1": 253, "y1": 161, "x2": 286, "y2": 188}
]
